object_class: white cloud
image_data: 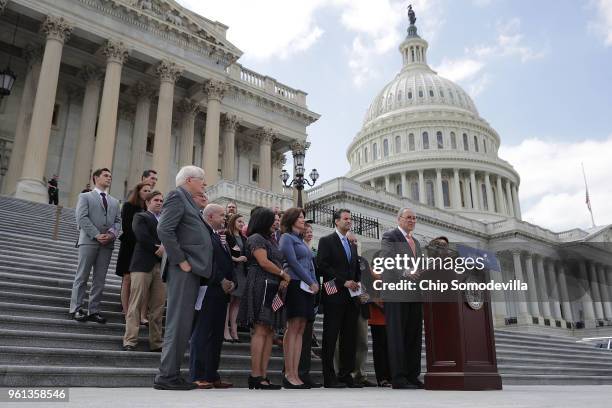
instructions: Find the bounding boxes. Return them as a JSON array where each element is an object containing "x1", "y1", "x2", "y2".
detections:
[
  {"x1": 435, "y1": 58, "x2": 484, "y2": 82},
  {"x1": 589, "y1": 0, "x2": 612, "y2": 46},
  {"x1": 499, "y1": 136, "x2": 612, "y2": 232},
  {"x1": 177, "y1": 0, "x2": 328, "y2": 60}
]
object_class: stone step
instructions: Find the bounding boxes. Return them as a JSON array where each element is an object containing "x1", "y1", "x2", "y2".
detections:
[
  {"x1": 0, "y1": 281, "x2": 121, "y2": 302},
  {"x1": 0, "y1": 290, "x2": 123, "y2": 311},
  {"x1": 0, "y1": 259, "x2": 122, "y2": 284},
  {"x1": 0, "y1": 270, "x2": 122, "y2": 293}
]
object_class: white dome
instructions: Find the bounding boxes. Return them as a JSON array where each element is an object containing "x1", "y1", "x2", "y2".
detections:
[{"x1": 363, "y1": 68, "x2": 479, "y2": 126}]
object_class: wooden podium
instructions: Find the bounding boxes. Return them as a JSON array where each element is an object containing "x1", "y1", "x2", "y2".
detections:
[{"x1": 423, "y1": 287, "x2": 502, "y2": 390}]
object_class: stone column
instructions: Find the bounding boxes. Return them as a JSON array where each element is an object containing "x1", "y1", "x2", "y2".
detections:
[
  {"x1": 511, "y1": 250, "x2": 530, "y2": 323},
  {"x1": 91, "y1": 40, "x2": 128, "y2": 171},
  {"x1": 597, "y1": 264, "x2": 612, "y2": 319},
  {"x1": 418, "y1": 169, "x2": 425, "y2": 204},
  {"x1": 505, "y1": 179, "x2": 515, "y2": 217},
  {"x1": 384, "y1": 175, "x2": 391, "y2": 193},
  {"x1": 578, "y1": 260, "x2": 597, "y2": 328},
  {"x1": 452, "y1": 168, "x2": 461, "y2": 209},
  {"x1": 69, "y1": 66, "x2": 103, "y2": 206},
  {"x1": 557, "y1": 263, "x2": 573, "y2": 323},
  {"x1": 151, "y1": 60, "x2": 182, "y2": 192},
  {"x1": 401, "y1": 172, "x2": 408, "y2": 198},
  {"x1": 535, "y1": 256, "x2": 552, "y2": 319},
  {"x1": 484, "y1": 172, "x2": 494, "y2": 212},
  {"x1": 435, "y1": 168, "x2": 443, "y2": 209},
  {"x1": 370, "y1": 180, "x2": 375, "y2": 188},
  {"x1": 177, "y1": 98, "x2": 199, "y2": 168},
  {"x1": 16, "y1": 17, "x2": 73, "y2": 202},
  {"x1": 589, "y1": 262, "x2": 605, "y2": 320},
  {"x1": 4, "y1": 44, "x2": 43, "y2": 195},
  {"x1": 202, "y1": 80, "x2": 227, "y2": 185},
  {"x1": 127, "y1": 82, "x2": 154, "y2": 187},
  {"x1": 546, "y1": 260, "x2": 563, "y2": 321},
  {"x1": 524, "y1": 254, "x2": 541, "y2": 318},
  {"x1": 469, "y1": 170, "x2": 479, "y2": 210},
  {"x1": 272, "y1": 152, "x2": 287, "y2": 195},
  {"x1": 511, "y1": 183, "x2": 521, "y2": 219},
  {"x1": 221, "y1": 114, "x2": 239, "y2": 180},
  {"x1": 496, "y1": 175, "x2": 506, "y2": 214},
  {"x1": 258, "y1": 128, "x2": 276, "y2": 190}
]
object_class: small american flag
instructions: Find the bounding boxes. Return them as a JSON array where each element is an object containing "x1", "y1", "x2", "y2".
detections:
[
  {"x1": 271, "y1": 293, "x2": 284, "y2": 312},
  {"x1": 324, "y1": 279, "x2": 338, "y2": 295}
]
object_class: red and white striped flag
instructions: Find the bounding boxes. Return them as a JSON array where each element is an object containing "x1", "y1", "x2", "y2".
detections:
[
  {"x1": 271, "y1": 293, "x2": 284, "y2": 312},
  {"x1": 324, "y1": 279, "x2": 338, "y2": 295}
]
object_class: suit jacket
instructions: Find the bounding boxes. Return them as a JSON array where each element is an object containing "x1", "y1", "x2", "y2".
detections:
[
  {"x1": 203, "y1": 222, "x2": 234, "y2": 293},
  {"x1": 157, "y1": 186, "x2": 213, "y2": 279},
  {"x1": 130, "y1": 211, "x2": 161, "y2": 273},
  {"x1": 316, "y1": 231, "x2": 361, "y2": 304},
  {"x1": 380, "y1": 227, "x2": 423, "y2": 302},
  {"x1": 75, "y1": 190, "x2": 121, "y2": 247}
]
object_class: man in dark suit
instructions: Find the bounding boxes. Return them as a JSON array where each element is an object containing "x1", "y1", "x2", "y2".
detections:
[
  {"x1": 154, "y1": 166, "x2": 213, "y2": 391},
  {"x1": 380, "y1": 207, "x2": 424, "y2": 389},
  {"x1": 189, "y1": 203, "x2": 235, "y2": 389},
  {"x1": 316, "y1": 209, "x2": 363, "y2": 388},
  {"x1": 123, "y1": 190, "x2": 165, "y2": 352}
]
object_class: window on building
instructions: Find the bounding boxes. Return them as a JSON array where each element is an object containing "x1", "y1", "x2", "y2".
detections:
[
  {"x1": 396, "y1": 184, "x2": 402, "y2": 196},
  {"x1": 459, "y1": 180, "x2": 465, "y2": 207},
  {"x1": 408, "y1": 90, "x2": 413, "y2": 99},
  {"x1": 463, "y1": 133, "x2": 469, "y2": 151},
  {"x1": 358, "y1": 151, "x2": 361, "y2": 165},
  {"x1": 440, "y1": 90, "x2": 444, "y2": 98},
  {"x1": 492, "y1": 186, "x2": 498, "y2": 212},
  {"x1": 429, "y1": 89, "x2": 434, "y2": 97},
  {"x1": 373, "y1": 143, "x2": 378, "y2": 160},
  {"x1": 192, "y1": 146, "x2": 196, "y2": 165},
  {"x1": 395, "y1": 135, "x2": 401, "y2": 154},
  {"x1": 450, "y1": 132, "x2": 457, "y2": 149},
  {"x1": 426, "y1": 181, "x2": 435, "y2": 206},
  {"x1": 364, "y1": 147, "x2": 368, "y2": 163},
  {"x1": 481, "y1": 183, "x2": 488, "y2": 210},
  {"x1": 483, "y1": 138, "x2": 487, "y2": 153},
  {"x1": 449, "y1": 89, "x2": 454, "y2": 99},
  {"x1": 146, "y1": 131, "x2": 155, "y2": 153},
  {"x1": 422, "y1": 132, "x2": 429, "y2": 150},
  {"x1": 411, "y1": 182, "x2": 419, "y2": 201},
  {"x1": 408, "y1": 133, "x2": 415, "y2": 151},
  {"x1": 474, "y1": 135, "x2": 479, "y2": 152},
  {"x1": 51, "y1": 104, "x2": 60, "y2": 127},
  {"x1": 251, "y1": 164, "x2": 260, "y2": 183},
  {"x1": 436, "y1": 131, "x2": 444, "y2": 149},
  {"x1": 418, "y1": 89, "x2": 423, "y2": 98},
  {"x1": 383, "y1": 139, "x2": 389, "y2": 157},
  {"x1": 397, "y1": 90, "x2": 402, "y2": 101},
  {"x1": 442, "y1": 180, "x2": 451, "y2": 207}
]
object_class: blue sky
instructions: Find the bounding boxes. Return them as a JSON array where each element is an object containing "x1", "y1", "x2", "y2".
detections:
[{"x1": 178, "y1": 0, "x2": 612, "y2": 232}]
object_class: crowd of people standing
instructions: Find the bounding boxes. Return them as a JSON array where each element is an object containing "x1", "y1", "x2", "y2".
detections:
[{"x1": 68, "y1": 164, "x2": 425, "y2": 391}]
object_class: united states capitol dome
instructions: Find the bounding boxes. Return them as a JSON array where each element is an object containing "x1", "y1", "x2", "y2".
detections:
[{"x1": 346, "y1": 6, "x2": 521, "y2": 223}]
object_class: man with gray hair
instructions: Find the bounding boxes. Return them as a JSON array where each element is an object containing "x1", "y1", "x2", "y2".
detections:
[{"x1": 154, "y1": 165, "x2": 213, "y2": 391}]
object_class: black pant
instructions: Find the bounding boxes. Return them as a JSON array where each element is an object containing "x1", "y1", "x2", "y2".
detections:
[
  {"x1": 189, "y1": 287, "x2": 228, "y2": 382},
  {"x1": 321, "y1": 300, "x2": 358, "y2": 384},
  {"x1": 49, "y1": 193, "x2": 58, "y2": 205},
  {"x1": 298, "y1": 320, "x2": 314, "y2": 381},
  {"x1": 384, "y1": 302, "x2": 422, "y2": 386},
  {"x1": 370, "y1": 325, "x2": 391, "y2": 384}
]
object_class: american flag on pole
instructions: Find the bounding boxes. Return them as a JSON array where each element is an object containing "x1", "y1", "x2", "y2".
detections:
[
  {"x1": 586, "y1": 187, "x2": 592, "y2": 211},
  {"x1": 582, "y1": 163, "x2": 596, "y2": 228},
  {"x1": 323, "y1": 279, "x2": 338, "y2": 295},
  {"x1": 271, "y1": 293, "x2": 284, "y2": 312}
]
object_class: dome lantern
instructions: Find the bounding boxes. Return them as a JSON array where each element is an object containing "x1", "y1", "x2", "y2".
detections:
[{"x1": 399, "y1": 5, "x2": 430, "y2": 70}]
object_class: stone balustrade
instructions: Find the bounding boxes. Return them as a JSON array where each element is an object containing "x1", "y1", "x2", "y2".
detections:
[{"x1": 206, "y1": 179, "x2": 293, "y2": 210}]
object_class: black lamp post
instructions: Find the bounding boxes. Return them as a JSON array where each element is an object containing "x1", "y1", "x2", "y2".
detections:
[
  {"x1": 0, "y1": 15, "x2": 19, "y2": 99},
  {"x1": 280, "y1": 142, "x2": 319, "y2": 208}
]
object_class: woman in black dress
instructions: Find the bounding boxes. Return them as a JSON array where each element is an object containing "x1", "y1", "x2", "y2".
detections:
[
  {"x1": 237, "y1": 208, "x2": 290, "y2": 390},
  {"x1": 224, "y1": 213, "x2": 248, "y2": 342},
  {"x1": 116, "y1": 182, "x2": 151, "y2": 321}
]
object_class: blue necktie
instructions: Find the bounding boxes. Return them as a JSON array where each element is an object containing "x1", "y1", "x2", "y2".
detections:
[{"x1": 341, "y1": 236, "x2": 351, "y2": 262}]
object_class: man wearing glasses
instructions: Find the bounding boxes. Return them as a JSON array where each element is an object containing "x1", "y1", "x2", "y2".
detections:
[{"x1": 380, "y1": 207, "x2": 424, "y2": 389}]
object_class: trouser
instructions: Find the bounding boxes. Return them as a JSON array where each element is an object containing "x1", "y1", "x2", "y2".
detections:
[
  {"x1": 384, "y1": 302, "x2": 422, "y2": 385},
  {"x1": 370, "y1": 325, "x2": 391, "y2": 384},
  {"x1": 155, "y1": 266, "x2": 200, "y2": 384},
  {"x1": 123, "y1": 264, "x2": 166, "y2": 349},
  {"x1": 322, "y1": 300, "x2": 358, "y2": 384},
  {"x1": 69, "y1": 244, "x2": 113, "y2": 314},
  {"x1": 298, "y1": 320, "x2": 314, "y2": 381},
  {"x1": 189, "y1": 287, "x2": 228, "y2": 382},
  {"x1": 335, "y1": 311, "x2": 369, "y2": 380}
]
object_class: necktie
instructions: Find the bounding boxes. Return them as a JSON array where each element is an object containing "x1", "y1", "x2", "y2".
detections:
[
  {"x1": 100, "y1": 192, "x2": 108, "y2": 212},
  {"x1": 341, "y1": 236, "x2": 352, "y2": 262},
  {"x1": 406, "y1": 234, "x2": 416, "y2": 255}
]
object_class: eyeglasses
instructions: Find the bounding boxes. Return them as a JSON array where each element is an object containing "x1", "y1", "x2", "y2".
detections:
[{"x1": 399, "y1": 216, "x2": 417, "y2": 220}]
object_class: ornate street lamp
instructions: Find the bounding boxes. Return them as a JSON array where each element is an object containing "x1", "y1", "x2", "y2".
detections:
[
  {"x1": 280, "y1": 141, "x2": 318, "y2": 208},
  {"x1": 0, "y1": 15, "x2": 20, "y2": 99}
]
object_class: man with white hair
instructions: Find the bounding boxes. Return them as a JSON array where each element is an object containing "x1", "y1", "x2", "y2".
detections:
[
  {"x1": 189, "y1": 204, "x2": 235, "y2": 389},
  {"x1": 154, "y1": 166, "x2": 213, "y2": 391}
]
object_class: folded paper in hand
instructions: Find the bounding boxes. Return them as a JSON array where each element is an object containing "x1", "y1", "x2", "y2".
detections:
[{"x1": 195, "y1": 285, "x2": 207, "y2": 310}]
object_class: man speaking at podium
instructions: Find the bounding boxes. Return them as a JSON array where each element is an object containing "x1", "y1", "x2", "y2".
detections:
[{"x1": 380, "y1": 207, "x2": 424, "y2": 389}]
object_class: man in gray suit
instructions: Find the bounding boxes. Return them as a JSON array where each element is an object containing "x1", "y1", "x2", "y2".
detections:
[
  {"x1": 69, "y1": 168, "x2": 121, "y2": 324},
  {"x1": 154, "y1": 165, "x2": 213, "y2": 391}
]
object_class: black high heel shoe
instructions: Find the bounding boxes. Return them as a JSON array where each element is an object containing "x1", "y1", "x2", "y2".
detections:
[
  {"x1": 248, "y1": 375, "x2": 263, "y2": 389},
  {"x1": 260, "y1": 377, "x2": 282, "y2": 390},
  {"x1": 283, "y1": 376, "x2": 310, "y2": 389}
]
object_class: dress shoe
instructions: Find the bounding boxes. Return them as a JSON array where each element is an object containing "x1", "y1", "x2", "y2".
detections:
[
  {"x1": 408, "y1": 378, "x2": 425, "y2": 389},
  {"x1": 223, "y1": 337, "x2": 233, "y2": 343},
  {"x1": 323, "y1": 382, "x2": 346, "y2": 389},
  {"x1": 300, "y1": 376, "x2": 322, "y2": 388},
  {"x1": 231, "y1": 337, "x2": 241, "y2": 343},
  {"x1": 123, "y1": 345, "x2": 136, "y2": 351},
  {"x1": 338, "y1": 376, "x2": 363, "y2": 388},
  {"x1": 150, "y1": 347, "x2": 162, "y2": 353},
  {"x1": 283, "y1": 376, "x2": 310, "y2": 389},
  {"x1": 193, "y1": 380, "x2": 214, "y2": 389},
  {"x1": 359, "y1": 379, "x2": 377, "y2": 387},
  {"x1": 379, "y1": 380, "x2": 392, "y2": 388},
  {"x1": 260, "y1": 377, "x2": 281, "y2": 390},
  {"x1": 73, "y1": 309, "x2": 88, "y2": 322},
  {"x1": 88, "y1": 313, "x2": 107, "y2": 324},
  {"x1": 213, "y1": 380, "x2": 233, "y2": 389},
  {"x1": 153, "y1": 378, "x2": 197, "y2": 391},
  {"x1": 392, "y1": 382, "x2": 418, "y2": 389}
]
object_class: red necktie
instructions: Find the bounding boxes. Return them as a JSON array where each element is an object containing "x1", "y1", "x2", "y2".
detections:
[{"x1": 406, "y1": 234, "x2": 416, "y2": 255}]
